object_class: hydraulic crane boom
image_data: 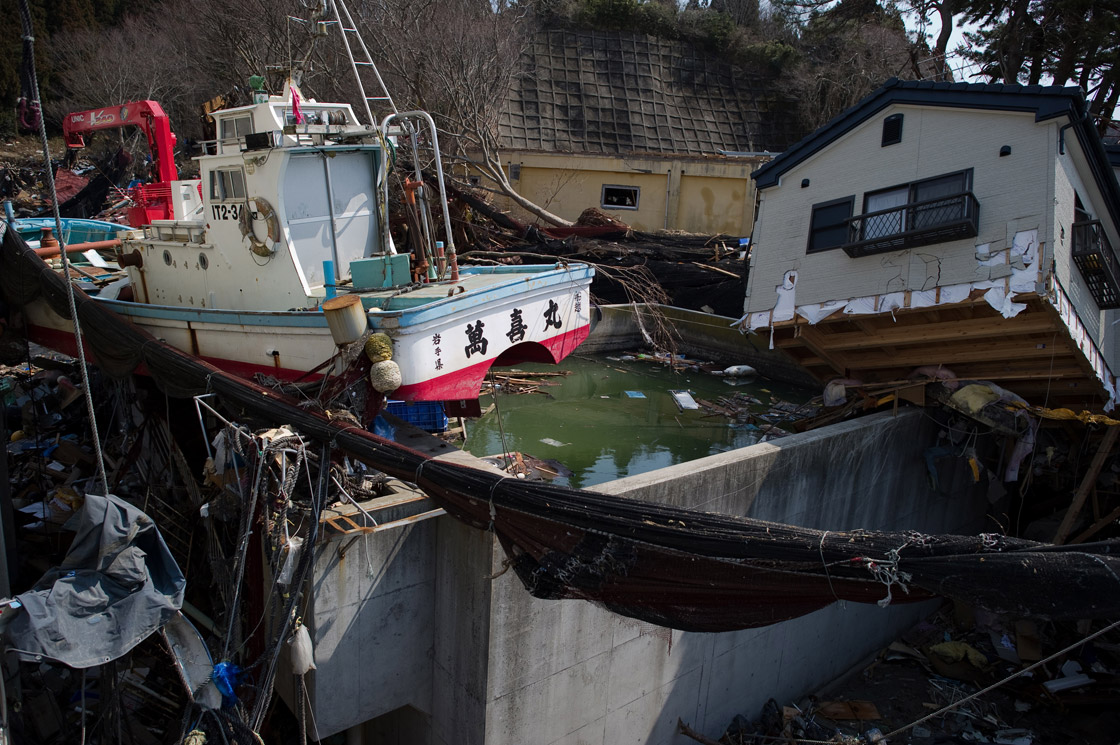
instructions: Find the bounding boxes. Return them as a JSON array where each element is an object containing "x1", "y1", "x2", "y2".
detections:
[{"x1": 61, "y1": 101, "x2": 179, "y2": 225}]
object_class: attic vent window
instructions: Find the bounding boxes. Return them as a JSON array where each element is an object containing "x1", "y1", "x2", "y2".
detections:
[
  {"x1": 882, "y1": 114, "x2": 903, "y2": 146},
  {"x1": 602, "y1": 185, "x2": 639, "y2": 210}
]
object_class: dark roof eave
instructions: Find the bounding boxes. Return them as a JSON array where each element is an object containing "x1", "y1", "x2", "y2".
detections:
[
  {"x1": 751, "y1": 78, "x2": 1084, "y2": 189},
  {"x1": 750, "y1": 77, "x2": 1120, "y2": 241}
]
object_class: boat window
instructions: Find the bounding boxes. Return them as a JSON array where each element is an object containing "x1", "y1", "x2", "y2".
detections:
[
  {"x1": 220, "y1": 115, "x2": 253, "y2": 143},
  {"x1": 602, "y1": 185, "x2": 639, "y2": 210},
  {"x1": 210, "y1": 168, "x2": 247, "y2": 202},
  {"x1": 285, "y1": 108, "x2": 323, "y2": 125},
  {"x1": 807, "y1": 196, "x2": 854, "y2": 253}
]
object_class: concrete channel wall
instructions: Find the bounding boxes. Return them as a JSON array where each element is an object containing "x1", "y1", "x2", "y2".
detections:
[
  {"x1": 298, "y1": 408, "x2": 989, "y2": 744},
  {"x1": 580, "y1": 304, "x2": 821, "y2": 387}
]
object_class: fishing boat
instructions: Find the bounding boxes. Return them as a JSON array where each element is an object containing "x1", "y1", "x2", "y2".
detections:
[
  {"x1": 12, "y1": 3, "x2": 593, "y2": 404},
  {"x1": 9, "y1": 216, "x2": 134, "y2": 249}
]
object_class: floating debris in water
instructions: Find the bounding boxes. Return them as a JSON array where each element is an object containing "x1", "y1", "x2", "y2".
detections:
[{"x1": 670, "y1": 390, "x2": 700, "y2": 410}]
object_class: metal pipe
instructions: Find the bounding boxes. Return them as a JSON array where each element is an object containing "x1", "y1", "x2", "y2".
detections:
[
  {"x1": 369, "y1": 508, "x2": 445, "y2": 533},
  {"x1": 380, "y1": 111, "x2": 456, "y2": 255},
  {"x1": 323, "y1": 260, "x2": 336, "y2": 299},
  {"x1": 322, "y1": 155, "x2": 341, "y2": 277},
  {"x1": 34, "y1": 239, "x2": 122, "y2": 257}
]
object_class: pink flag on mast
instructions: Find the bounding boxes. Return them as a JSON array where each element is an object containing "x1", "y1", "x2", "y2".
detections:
[{"x1": 291, "y1": 86, "x2": 303, "y2": 124}]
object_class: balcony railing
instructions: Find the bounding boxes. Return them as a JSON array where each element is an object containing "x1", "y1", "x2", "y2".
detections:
[
  {"x1": 1072, "y1": 219, "x2": 1120, "y2": 310},
  {"x1": 842, "y1": 192, "x2": 981, "y2": 258}
]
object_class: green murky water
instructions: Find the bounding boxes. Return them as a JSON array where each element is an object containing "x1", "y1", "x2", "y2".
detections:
[{"x1": 462, "y1": 353, "x2": 811, "y2": 489}]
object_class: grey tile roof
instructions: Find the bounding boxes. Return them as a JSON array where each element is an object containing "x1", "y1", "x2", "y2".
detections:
[{"x1": 500, "y1": 30, "x2": 793, "y2": 156}]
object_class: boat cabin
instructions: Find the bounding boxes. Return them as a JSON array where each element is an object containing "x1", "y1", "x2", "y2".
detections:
[{"x1": 127, "y1": 94, "x2": 389, "y2": 312}]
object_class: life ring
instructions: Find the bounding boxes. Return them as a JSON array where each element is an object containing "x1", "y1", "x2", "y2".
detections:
[{"x1": 241, "y1": 196, "x2": 281, "y2": 257}]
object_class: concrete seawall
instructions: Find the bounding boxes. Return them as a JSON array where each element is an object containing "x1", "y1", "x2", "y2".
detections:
[
  {"x1": 580, "y1": 304, "x2": 821, "y2": 388},
  {"x1": 299, "y1": 408, "x2": 989, "y2": 744}
]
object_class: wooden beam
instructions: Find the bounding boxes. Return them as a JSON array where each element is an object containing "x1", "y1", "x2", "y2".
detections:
[
  {"x1": 849, "y1": 340, "x2": 1073, "y2": 370},
  {"x1": 796, "y1": 325, "x2": 849, "y2": 376},
  {"x1": 1054, "y1": 426, "x2": 1120, "y2": 544},
  {"x1": 1071, "y1": 504, "x2": 1120, "y2": 545},
  {"x1": 809, "y1": 313, "x2": 1059, "y2": 351}
]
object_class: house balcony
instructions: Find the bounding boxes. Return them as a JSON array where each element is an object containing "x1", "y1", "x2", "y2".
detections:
[
  {"x1": 1072, "y1": 219, "x2": 1120, "y2": 310},
  {"x1": 841, "y1": 192, "x2": 980, "y2": 258}
]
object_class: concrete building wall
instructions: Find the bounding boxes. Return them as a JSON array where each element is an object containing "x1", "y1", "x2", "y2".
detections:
[
  {"x1": 677, "y1": 173, "x2": 753, "y2": 235},
  {"x1": 316, "y1": 407, "x2": 987, "y2": 744},
  {"x1": 479, "y1": 409, "x2": 987, "y2": 745},
  {"x1": 490, "y1": 151, "x2": 764, "y2": 235},
  {"x1": 746, "y1": 105, "x2": 1053, "y2": 314},
  {"x1": 578, "y1": 304, "x2": 820, "y2": 387}
]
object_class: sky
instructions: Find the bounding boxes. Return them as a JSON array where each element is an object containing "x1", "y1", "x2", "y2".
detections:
[{"x1": 902, "y1": 6, "x2": 986, "y2": 81}]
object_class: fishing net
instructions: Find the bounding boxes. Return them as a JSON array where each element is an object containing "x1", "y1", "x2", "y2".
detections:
[{"x1": 5, "y1": 226, "x2": 1120, "y2": 632}]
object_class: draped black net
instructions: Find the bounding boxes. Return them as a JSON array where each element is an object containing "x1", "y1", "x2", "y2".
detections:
[{"x1": 5, "y1": 226, "x2": 1119, "y2": 632}]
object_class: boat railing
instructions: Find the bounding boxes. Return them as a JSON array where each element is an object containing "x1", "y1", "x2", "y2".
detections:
[{"x1": 380, "y1": 111, "x2": 456, "y2": 262}]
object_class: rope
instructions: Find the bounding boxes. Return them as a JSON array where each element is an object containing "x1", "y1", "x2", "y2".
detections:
[
  {"x1": 817, "y1": 531, "x2": 840, "y2": 603},
  {"x1": 855, "y1": 541, "x2": 913, "y2": 608},
  {"x1": 884, "y1": 617, "x2": 1120, "y2": 740},
  {"x1": 248, "y1": 440, "x2": 327, "y2": 731},
  {"x1": 18, "y1": 0, "x2": 110, "y2": 497},
  {"x1": 489, "y1": 369, "x2": 514, "y2": 472}
]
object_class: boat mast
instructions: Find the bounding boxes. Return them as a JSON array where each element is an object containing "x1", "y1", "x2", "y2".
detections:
[{"x1": 328, "y1": 0, "x2": 458, "y2": 274}]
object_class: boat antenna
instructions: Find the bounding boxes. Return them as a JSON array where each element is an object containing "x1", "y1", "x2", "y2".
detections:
[
  {"x1": 17, "y1": 0, "x2": 110, "y2": 497},
  {"x1": 285, "y1": 1, "x2": 330, "y2": 91}
]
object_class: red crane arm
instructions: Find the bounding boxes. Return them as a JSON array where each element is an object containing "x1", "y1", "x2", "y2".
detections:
[{"x1": 62, "y1": 100, "x2": 178, "y2": 184}]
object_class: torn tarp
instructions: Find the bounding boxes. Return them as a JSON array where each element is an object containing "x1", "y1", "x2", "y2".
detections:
[{"x1": 6, "y1": 493, "x2": 185, "y2": 668}]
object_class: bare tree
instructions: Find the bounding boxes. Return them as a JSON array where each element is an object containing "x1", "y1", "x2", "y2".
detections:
[
  {"x1": 51, "y1": 8, "x2": 208, "y2": 137},
  {"x1": 789, "y1": 16, "x2": 920, "y2": 129},
  {"x1": 357, "y1": 0, "x2": 574, "y2": 227}
]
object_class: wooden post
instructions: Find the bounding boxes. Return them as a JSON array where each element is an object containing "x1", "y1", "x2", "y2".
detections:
[
  {"x1": 1071, "y1": 504, "x2": 1120, "y2": 545},
  {"x1": 1054, "y1": 426, "x2": 1120, "y2": 544}
]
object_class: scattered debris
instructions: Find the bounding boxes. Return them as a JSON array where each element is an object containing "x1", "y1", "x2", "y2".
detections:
[{"x1": 693, "y1": 605, "x2": 1120, "y2": 745}]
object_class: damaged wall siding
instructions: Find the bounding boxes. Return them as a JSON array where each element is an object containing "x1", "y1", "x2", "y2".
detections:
[
  {"x1": 1052, "y1": 138, "x2": 1120, "y2": 362},
  {"x1": 745, "y1": 106, "x2": 1051, "y2": 314}
]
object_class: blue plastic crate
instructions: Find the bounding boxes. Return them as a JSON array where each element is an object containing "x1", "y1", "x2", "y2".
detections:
[{"x1": 384, "y1": 400, "x2": 448, "y2": 433}]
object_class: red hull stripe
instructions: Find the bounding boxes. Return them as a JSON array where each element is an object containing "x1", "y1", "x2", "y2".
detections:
[{"x1": 27, "y1": 323, "x2": 590, "y2": 402}]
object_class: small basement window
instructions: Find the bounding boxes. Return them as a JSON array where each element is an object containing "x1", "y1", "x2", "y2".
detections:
[
  {"x1": 210, "y1": 168, "x2": 247, "y2": 202},
  {"x1": 807, "y1": 196, "x2": 854, "y2": 253},
  {"x1": 602, "y1": 185, "x2": 639, "y2": 210},
  {"x1": 882, "y1": 114, "x2": 903, "y2": 146}
]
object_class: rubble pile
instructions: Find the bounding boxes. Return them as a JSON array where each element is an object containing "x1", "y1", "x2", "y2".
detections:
[{"x1": 688, "y1": 607, "x2": 1120, "y2": 745}]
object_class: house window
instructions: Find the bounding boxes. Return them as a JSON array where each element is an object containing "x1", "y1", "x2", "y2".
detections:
[
  {"x1": 1075, "y1": 193, "x2": 1090, "y2": 223},
  {"x1": 807, "y1": 196, "x2": 854, "y2": 253},
  {"x1": 210, "y1": 168, "x2": 247, "y2": 202},
  {"x1": 602, "y1": 185, "x2": 639, "y2": 210},
  {"x1": 882, "y1": 114, "x2": 903, "y2": 146},
  {"x1": 862, "y1": 169, "x2": 973, "y2": 239}
]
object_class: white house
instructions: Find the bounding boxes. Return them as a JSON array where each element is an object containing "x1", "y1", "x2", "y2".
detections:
[{"x1": 742, "y1": 79, "x2": 1120, "y2": 411}]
